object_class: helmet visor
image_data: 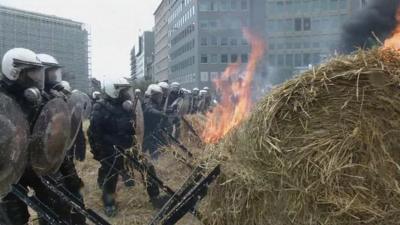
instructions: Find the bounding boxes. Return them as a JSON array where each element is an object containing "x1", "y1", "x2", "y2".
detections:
[
  {"x1": 17, "y1": 66, "x2": 45, "y2": 90},
  {"x1": 119, "y1": 86, "x2": 134, "y2": 101},
  {"x1": 45, "y1": 68, "x2": 62, "y2": 87}
]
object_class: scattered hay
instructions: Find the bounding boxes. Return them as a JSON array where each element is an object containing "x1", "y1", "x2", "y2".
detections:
[{"x1": 202, "y1": 48, "x2": 400, "y2": 225}]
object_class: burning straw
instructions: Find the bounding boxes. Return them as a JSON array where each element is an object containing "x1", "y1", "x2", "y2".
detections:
[{"x1": 201, "y1": 48, "x2": 400, "y2": 225}]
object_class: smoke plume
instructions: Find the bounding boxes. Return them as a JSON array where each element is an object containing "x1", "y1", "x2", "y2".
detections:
[{"x1": 340, "y1": 0, "x2": 400, "y2": 53}]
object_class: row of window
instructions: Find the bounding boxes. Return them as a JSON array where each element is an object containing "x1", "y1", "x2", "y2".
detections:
[
  {"x1": 269, "y1": 38, "x2": 339, "y2": 51},
  {"x1": 266, "y1": 15, "x2": 346, "y2": 33},
  {"x1": 199, "y1": 17, "x2": 248, "y2": 30},
  {"x1": 171, "y1": 56, "x2": 195, "y2": 72},
  {"x1": 269, "y1": 53, "x2": 322, "y2": 67},
  {"x1": 200, "y1": 53, "x2": 248, "y2": 64},
  {"x1": 200, "y1": 36, "x2": 248, "y2": 47},
  {"x1": 266, "y1": 0, "x2": 348, "y2": 15},
  {"x1": 200, "y1": 71, "x2": 223, "y2": 82},
  {"x1": 199, "y1": 0, "x2": 249, "y2": 12},
  {"x1": 171, "y1": 24, "x2": 195, "y2": 46},
  {"x1": 171, "y1": 6, "x2": 195, "y2": 30},
  {"x1": 170, "y1": 39, "x2": 195, "y2": 60},
  {"x1": 168, "y1": 2, "x2": 184, "y2": 23},
  {"x1": 173, "y1": 73, "x2": 197, "y2": 84}
]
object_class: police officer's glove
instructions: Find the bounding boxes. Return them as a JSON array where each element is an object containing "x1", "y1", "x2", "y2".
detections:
[
  {"x1": 178, "y1": 90, "x2": 185, "y2": 98},
  {"x1": 171, "y1": 115, "x2": 180, "y2": 124},
  {"x1": 166, "y1": 108, "x2": 174, "y2": 114}
]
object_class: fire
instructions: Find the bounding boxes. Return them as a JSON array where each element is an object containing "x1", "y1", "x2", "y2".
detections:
[
  {"x1": 384, "y1": 8, "x2": 400, "y2": 50},
  {"x1": 201, "y1": 29, "x2": 266, "y2": 144}
]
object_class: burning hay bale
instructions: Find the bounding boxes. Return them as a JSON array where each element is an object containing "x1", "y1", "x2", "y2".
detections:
[{"x1": 202, "y1": 48, "x2": 400, "y2": 225}]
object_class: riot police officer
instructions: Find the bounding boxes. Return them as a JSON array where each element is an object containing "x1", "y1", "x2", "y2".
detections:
[
  {"x1": 167, "y1": 82, "x2": 182, "y2": 107},
  {"x1": 202, "y1": 87, "x2": 212, "y2": 113},
  {"x1": 143, "y1": 84, "x2": 169, "y2": 159},
  {"x1": 191, "y1": 87, "x2": 200, "y2": 114},
  {"x1": 37, "y1": 54, "x2": 86, "y2": 224},
  {"x1": 87, "y1": 80, "x2": 142, "y2": 217},
  {"x1": 0, "y1": 48, "x2": 72, "y2": 225},
  {"x1": 158, "y1": 81, "x2": 170, "y2": 110},
  {"x1": 92, "y1": 91, "x2": 101, "y2": 104}
]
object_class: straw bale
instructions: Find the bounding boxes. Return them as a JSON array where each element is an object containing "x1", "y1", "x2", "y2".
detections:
[{"x1": 202, "y1": 49, "x2": 400, "y2": 225}]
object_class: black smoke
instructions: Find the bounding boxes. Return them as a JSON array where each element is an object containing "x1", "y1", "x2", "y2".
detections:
[{"x1": 340, "y1": 0, "x2": 400, "y2": 53}]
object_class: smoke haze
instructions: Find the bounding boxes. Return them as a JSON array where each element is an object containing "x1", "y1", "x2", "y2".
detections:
[{"x1": 340, "y1": 0, "x2": 400, "y2": 53}]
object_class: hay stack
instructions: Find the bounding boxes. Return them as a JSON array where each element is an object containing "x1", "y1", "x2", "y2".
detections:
[{"x1": 202, "y1": 49, "x2": 400, "y2": 225}]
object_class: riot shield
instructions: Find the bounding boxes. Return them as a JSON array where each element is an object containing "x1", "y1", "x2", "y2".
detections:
[
  {"x1": 134, "y1": 99, "x2": 144, "y2": 151},
  {"x1": 65, "y1": 91, "x2": 84, "y2": 150},
  {"x1": 173, "y1": 97, "x2": 191, "y2": 116},
  {"x1": 74, "y1": 90, "x2": 92, "y2": 121},
  {"x1": 0, "y1": 93, "x2": 29, "y2": 197},
  {"x1": 29, "y1": 98, "x2": 71, "y2": 176}
]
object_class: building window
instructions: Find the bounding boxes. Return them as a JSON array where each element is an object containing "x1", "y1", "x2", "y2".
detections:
[
  {"x1": 286, "y1": 42, "x2": 293, "y2": 49},
  {"x1": 211, "y1": 36, "x2": 218, "y2": 46},
  {"x1": 201, "y1": 1, "x2": 210, "y2": 11},
  {"x1": 303, "y1": 53, "x2": 311, "y2": 66},
  {"x1": 313, "y1": 42, "x2": 320, "y2": 48},
  {"x1": 337, "y1": 0, "x2": 346, "y2": 9},
  {"x1": 241, "y1": 38, "x2": 248, "y2": 45},
  {"x1": 277, "y1": 55, "x2": 284, "y2": 66},
  {"x1": 303, "y1": 18, "x2": 311, "y2": 30},
  {"x1": 231, "y1": 0, "x2": 238, "y2": 10},
  {"x1": 295, "y1": 18, "x2": 302, "y2": 31},
  {"x1": 208, "y1": 19, "x2": 218, "y2": 28},
  {"x1": 231, "y1": 54, "x2": 238, "y2": 63},
  {"x1": 221, "y1": 54, "x2": 228, "y2": 63},
  {"x1": 210, "y1": 1, "x2": 216, "y2": 11},
  {"x1": 270, "y1": 43, "x2": 275, "y2": 50},
  {"x1": 312, "y1": 53, "x2": 321, "y2": 64},
  {"x1": 200, "y1": 21, "x2": 208, "y2": 29},
  {"x1": 241, "y1": 54, "x2": 248, "y2": 63},
  {"x1": 361, "y1": 0, "x2": 367, "y2": 7},
  {"x1": 294, "y1": 54, "x2": 302, "y2": 67},
  {"x1": 201, "y1": 37, "x2": 208, "y2": 46},
  {"x1": 330, "y1": 0, "x2": 338, "y2": 10},
  {"x1": 211, "y1": 54, "x2": 218, "y2": 63},
  {"x1": 201, "y1": 72, "x2": 209, "y2": 81},
  {"x1": 230, "y1": 38, "x2": 238, "y2": 46},
  {"x1": 269, "y1": 54, "x2": 276, "y2": 66},
  {"x1": 241, "y1": 0, "x2": 248, "y2": 10},
  {"x1": 221, "y1": 37, "x2": 228, "y2": 46},
  {"x1": 201, "y1": 54, "x2": 208, "y2": 63},
  {"x1": 285, "y1": 54, "x2": 293, "y2": 67},
  {"x1": 221, "y1": 0, "x2": 229, "y2": 11},
  {"x1": 210, "y1": 72, "x2": 219, "y2": 80}
]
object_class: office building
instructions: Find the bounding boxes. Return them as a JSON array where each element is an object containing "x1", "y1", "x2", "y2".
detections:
[
  {"x1": 154, "y1": 0, "x2": 171, "y2": 82},
  {"x1": 134, "y1": 31, "x2": 155, "y2": 81},
  {"x1": 166, "y1": 0, "x2": 266, "y2": 89},
  {"x1": 0, "y1": 5, "x2": 90, "y2": 92},
  {"x1": 130, "y1": 46, "x2": 137, "y2": 79},
  {"x1": 265, "y1": 0, "x2": 369, "y2": 84}
]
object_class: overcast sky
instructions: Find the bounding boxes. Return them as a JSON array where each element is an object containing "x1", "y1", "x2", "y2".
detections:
[{"x1": 1, "y1": 0, "x2": 160, "y2": 82}]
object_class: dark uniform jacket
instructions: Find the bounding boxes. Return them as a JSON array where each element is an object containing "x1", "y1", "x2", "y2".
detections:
[{"x1": 88, "y1": 99, "x2": 134, "y2": 159}]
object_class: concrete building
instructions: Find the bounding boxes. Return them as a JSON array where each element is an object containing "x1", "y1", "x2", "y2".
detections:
[
  {"x1": 154, "y1": 0, "x2": 171, "y2": 82},
  {"x1": 265, "y1": 0, "x2": 368, "y2": 84},
  {"x1": 0, "y1": 5, "x2": 90, "y2": 92},
  {"x1": 166, "y1": 0, "x2": 266, "y2": 89},
  {"x1": 130, "y1": 46, "x2": 137, "y2": 80},
  {"x1": 134, "y1": 31, "x2": 155, "y2": 81}
]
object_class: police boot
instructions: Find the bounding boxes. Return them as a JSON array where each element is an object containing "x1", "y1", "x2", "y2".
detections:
[
  {"x1": 102, "y1": 193, "x2": 117, "y2": 217},
  {"x1": 121, "y1": 171, "x2": 135, "y2": 188},
  {"x1": 150, "y1": 194, "x2": 170, "y2": 209}
]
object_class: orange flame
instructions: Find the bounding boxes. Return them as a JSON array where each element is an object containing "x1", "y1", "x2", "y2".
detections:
[
  {"x1": 384, "y1": 8, "x2": 400, "y2": 50},
  {"x1": 201, "y1": 29, "x2": 266, "y2": 144}
]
